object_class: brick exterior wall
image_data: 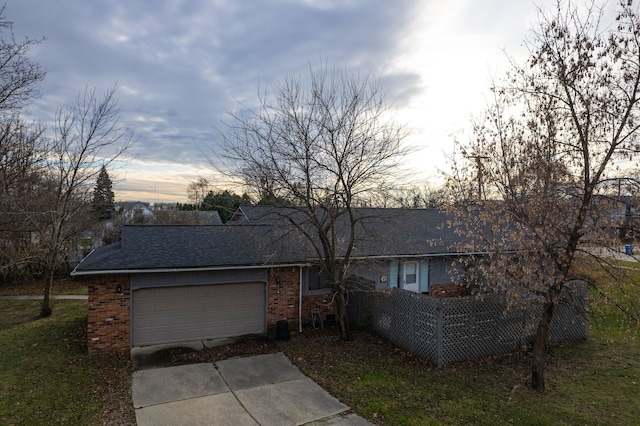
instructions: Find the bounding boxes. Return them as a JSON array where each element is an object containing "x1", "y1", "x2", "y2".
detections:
[
  {"x1": 301, "y1": 294, "x2": 334, "y2": 325},
  {"x1": 87, "y1": 275, "x2": 130, "y2": 355},
  {"x1": 267, "y1": 267, "x2": 300, "y2": 329},
  {"x1": 265, "y1": 267, "x2": 337, "y2": 331},
  {"x1": 431, "y1": 283, "x2": 467, "y2": 298},
  {"x1": 86, "y1": 266, "x2": 340, "y2": 354}
]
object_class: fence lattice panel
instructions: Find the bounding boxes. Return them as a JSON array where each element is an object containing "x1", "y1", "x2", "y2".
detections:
[{"x1": 351, "y1": 283, "x2": 589, "y2": 366}]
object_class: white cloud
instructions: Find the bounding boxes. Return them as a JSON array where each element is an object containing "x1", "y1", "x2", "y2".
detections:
[{"x1": 7, "y1": 0, "x2": 571, "y2": 202}]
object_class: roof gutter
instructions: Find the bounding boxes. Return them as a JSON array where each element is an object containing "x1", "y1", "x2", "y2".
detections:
[
  {"x1": 71, "y1": 251, "x2": 495, "y2": 276},
  {"x1": 317, "y1": 251, "x2": 494, "y2": 262},
  {"x1": 70, "y1": 262, "x2": 312, "y2": 277},
  {"x1": 70, "y1": 248, "x2": 96, "y2": 276}
]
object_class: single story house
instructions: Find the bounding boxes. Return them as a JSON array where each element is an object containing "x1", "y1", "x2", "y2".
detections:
[{"x1": 72, "y1": 207, "x2": 472, "y2": 355}]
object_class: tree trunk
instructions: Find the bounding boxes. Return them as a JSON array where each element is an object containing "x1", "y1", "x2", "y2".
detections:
[
  {"x1": 40, "y1": 265, "x2": 54, "y2": 317},
  {"x1": 334, "y1": 291, "x2": 354, "y2": 341},
  {"x1": 531, "y1": 301, "x2": 555, "y2": 392}
]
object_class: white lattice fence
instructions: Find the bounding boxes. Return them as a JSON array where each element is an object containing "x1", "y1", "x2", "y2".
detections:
[
  {"x1": 351, "y1": 282, "x2": 589, "y2": 366},
  {"x1": 548, "y1": 281, "x2": 590, "y2": 344}
]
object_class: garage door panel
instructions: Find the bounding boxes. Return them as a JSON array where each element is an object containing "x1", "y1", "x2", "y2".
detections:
[
  {"x1": 132, "y1": 283, "x2": 265, "y2": 346},
  {"x1": 135, "y1": 301, "x2": 156, "y2": 314},
  {"x1": 151, "y1": 316, "x2": 174, "y2": 328},
  {"x1": 185, "y1": 313, "x2": 201, "y2": 324},
  {"x1": 150, "y1": 301, "x2": 174, "y2": 313}
]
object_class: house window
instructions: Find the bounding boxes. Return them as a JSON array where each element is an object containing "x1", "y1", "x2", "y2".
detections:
[
  {"x1": 304, "y1": 266, "x2": 331, "y2": 292},
  {"x1": 399, "y1": 261, "x2": 420, "y2": 293},
  {"x1": 404, "y1": 262, "x2": 417, "y2": 285}
]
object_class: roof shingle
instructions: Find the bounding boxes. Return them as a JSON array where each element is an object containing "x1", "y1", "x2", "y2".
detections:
[{"x1": 73, "y1": 208, "x2": 466, "y2": 274}]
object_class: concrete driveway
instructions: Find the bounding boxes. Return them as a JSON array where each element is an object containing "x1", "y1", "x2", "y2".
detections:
[{"x1": 133, "y1": 352, "x2": 372, "y2": 426}]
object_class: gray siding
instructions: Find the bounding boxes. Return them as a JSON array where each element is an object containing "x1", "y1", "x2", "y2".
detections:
[
  {"x1": 349, "y1": 257, "x2": 463, "y2": 294},
  {"x1": 429, "y1": 258, "x2": 462, "y2": 285},
  {"x1": 349, "y1": 261, "x2": 389, "y2": 289},
  {"x1": 131, "y1": 268, "x2": 268, "y2": 290}
]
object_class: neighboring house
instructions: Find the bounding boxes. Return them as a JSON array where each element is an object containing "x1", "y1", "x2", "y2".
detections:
[
  {"x1": 607, "y1": 196, "x2": 640, "y2": 221},
  {"x1": 120, "y1": 201, "x2": 155, "y2": 224},
  {"x1": 609, "y1": 196, "x2": 640, "y2": 241},
  {"x1": 588, "y1": 195, "x2": 640, "y2": 241},
  {"x1": 72, "y1": 207, "x2": 471, "y2": 355},
  {"x1": 154, "y1": 209, "x2": 223, "y2": 225}
]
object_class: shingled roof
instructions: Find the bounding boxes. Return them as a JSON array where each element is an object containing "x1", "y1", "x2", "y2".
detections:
[
  {"x1": 230, "y1": 206, "x2": 465, "y2": 258},
  {"x1": 72, "y1": 208, "x2": 468, "y2": 275},
  {"x1": 71, "y1": 224, "x2": 308, "y2": 274},
  {"x1": 348, "y1": 208, "x2": 465, "y2": 257}
]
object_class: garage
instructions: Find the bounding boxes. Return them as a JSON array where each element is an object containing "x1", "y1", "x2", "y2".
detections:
[{"x1": 132, "y1": 282, "x2": 266, "y2": 346}]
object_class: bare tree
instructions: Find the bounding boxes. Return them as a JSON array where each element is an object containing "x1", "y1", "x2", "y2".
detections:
[
  {"x1": 38, "y1": 85, "x2": 134, "y2": 316},
  {"x1": 448, "y1": 0, "x2": 640, "y2": 391},
  {"x1": 390, "y1": 184, "x2": 451, "y2": 209},
  {"x1": 0, "y1": 5, "x2": 45, "y2": 117},
  {"x1": 0, "y1": 6, "x2": 46, "y2": 280},
  {"x1": 219, "y1": 64, "x2": 407, "y2": 340},
  {"x1": 0, "y1": 119, "x2": 46, "y2": 280},
  {"x1": 187, "y1": 176, "x2": 210, "y2": 209}
]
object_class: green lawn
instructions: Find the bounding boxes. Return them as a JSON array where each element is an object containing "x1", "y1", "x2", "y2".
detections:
[
  {"x1": 275, "y1": 324, "x2": 639, "y2": 426},
  {"x1": 0, "y1": 300, "x2": 134, "y2": 425}
]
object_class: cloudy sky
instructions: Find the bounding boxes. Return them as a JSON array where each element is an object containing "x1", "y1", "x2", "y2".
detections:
[{"x1": 8, "y1": 0, "x2": 558, "y2": 203}]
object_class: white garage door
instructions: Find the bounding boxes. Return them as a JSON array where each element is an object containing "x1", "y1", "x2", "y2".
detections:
[{"x1": 132, "y1": 283, "x2": 265, "y2": 346}]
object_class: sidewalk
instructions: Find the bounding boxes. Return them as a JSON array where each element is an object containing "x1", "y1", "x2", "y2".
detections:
[
  {"x1": 585, "y1": 246, "x2": 639, "y2": 263},
  {"x1": 0, "y1": 295, "x2": 88, "y2": 300}
]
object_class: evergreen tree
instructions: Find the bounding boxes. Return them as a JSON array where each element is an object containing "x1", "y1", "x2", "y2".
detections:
[
  {"x1": 92, "y1": 165, "x2": 115, "y2": 221},
  {"x1": 201, "y1": 190, "x2": 251, "y2": 222}
]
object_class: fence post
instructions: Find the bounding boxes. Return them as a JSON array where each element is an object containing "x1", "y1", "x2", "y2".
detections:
[{"x1": 436, "y1": 298, "x2": 444, "y2": 367}]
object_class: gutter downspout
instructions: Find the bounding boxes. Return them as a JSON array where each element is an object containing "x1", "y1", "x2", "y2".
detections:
[{"x1": 299, "y1": 266, "x2": 303, "y2": 333}]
